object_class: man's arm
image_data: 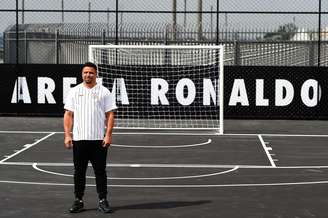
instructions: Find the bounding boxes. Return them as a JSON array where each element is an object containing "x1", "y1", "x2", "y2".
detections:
[
  {"x1": 63, "y1": 110, "x2": 73, "y2": 149},
  {"x1": 103, "y1": 111, "x2": 115, "y2": 147}
]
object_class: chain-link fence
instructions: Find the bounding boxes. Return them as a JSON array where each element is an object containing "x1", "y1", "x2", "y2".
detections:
[{"x1": 1, "y1": 0, "x2": 328, "y2": 66}]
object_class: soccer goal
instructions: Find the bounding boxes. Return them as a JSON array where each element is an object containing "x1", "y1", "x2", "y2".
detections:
[{"x1": 89, "y1": 44, "x2": 224, "y2": 134}]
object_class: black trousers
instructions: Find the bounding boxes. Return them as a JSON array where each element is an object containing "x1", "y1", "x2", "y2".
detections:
[{"x1": 73, "y1": 140, "x2": 108, "y2": 200}]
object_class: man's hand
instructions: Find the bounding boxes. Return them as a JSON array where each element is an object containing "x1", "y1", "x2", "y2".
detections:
[
  {"x1": 102, "y1": 135, "x2": 111, "y2": 148},
  {"x1": 64, "y1": 135, "x2": 73, "y2": 149},
  {"x1": 103, "y1": 111, "x2": 114, "y2": 148},
  {"x1": 63, "y1": 110, "x2": 73, "y2": 149}
]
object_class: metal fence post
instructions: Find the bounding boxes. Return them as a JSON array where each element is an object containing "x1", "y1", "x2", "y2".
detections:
[
  {"x1": 234, "y1": 40, "x2": 240, "y2": 66},
  {"x1": 115, "y1": 0, "x2": 119, "y2": 45},
  {"x1": 164, "y1": 25, "x2": 170, "y2": 65},
  {"x1": 318, "y1": 0, "x2": 322, "y2": 67},
  {"x1": 309, "y1": 41, "x2": 315, "y2": 66},
  {"x1": 165, "y1": 25, "x2": 169, "y2": 45},
  {"x1": 216, "y1": 0, "x2": 219, "y2": 45},
  {"x1": 55, "y1": 29, "x2": 59, "y2": 64},
  {"x1": 16, "y1": 0, "x2": 19, "y2": 65},
  {"x1": 102, "y1": 29, "x2": 106, "y2": 45},
  {"x1": 24, "y1": 30, "x2": 27, "y2": 63},
  {"x1": 2, "y1": 33, "x2": 5, "y2": 63}
]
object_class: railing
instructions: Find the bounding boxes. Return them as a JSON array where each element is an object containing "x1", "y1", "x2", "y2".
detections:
[
  {"x1": 3, "y1": 23, "x2": 326, "y2": 66},
  {"x1": 1, "y1": 0, "x2": 327, "y2": 66}
]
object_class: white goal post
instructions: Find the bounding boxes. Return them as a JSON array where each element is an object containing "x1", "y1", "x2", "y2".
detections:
[{"x1": 89, "y1": 44, "x2": 224, "y2": 134}]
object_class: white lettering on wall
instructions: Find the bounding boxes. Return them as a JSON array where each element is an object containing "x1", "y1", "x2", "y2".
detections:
[
  {"x1": 63, "y1": 77, "x2": 77, "y2": 104},
  {"x1": 9, "y1": 76, "x2": 322, "y2": 108},
  {"x1": 301, "y1": 79, "x2": 320, "y2": 107},
  {"x1": 11, "y1": 77, "x2": 31, "y2": 104},
  {"x1": 203, "y1": 79, "x2": 218, "y2": 106},
  {"x1": 275, "y1": 79, "x2": 294, "y2": 106},
  {"x1": 256, "y1": 79, "x2": 269, "y2": 106},
  {"x1": 176, "y1": 78, "x2": 196, "y2": 106},
  {"x1": 38, "y1": 77, "x2": 56, "y2": 104},
  {"x1": 229, "y1": 79, "x2": 249, "y2": 106},
  {"x1": 112, "y1": 78, "x2": 129, "y2": 105},
  {"x1": 151, "y1": 78, "x2": 169, "y2": 105}
]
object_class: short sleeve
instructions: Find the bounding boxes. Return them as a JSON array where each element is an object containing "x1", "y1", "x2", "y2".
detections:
[
  {"x1": 64, "y1": 88, "x2": 75, "y2": 112},
  {"x1": 104, "y1": 89, "x2": 118, "y2": 112}
]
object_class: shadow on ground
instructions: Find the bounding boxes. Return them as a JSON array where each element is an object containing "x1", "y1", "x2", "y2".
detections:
[
  {"x1": 82, "y1": 200, "x2": 211, "y2": 213},
  {"x1": 113, "y1": 200, "x2": 211, "y2": 211}
]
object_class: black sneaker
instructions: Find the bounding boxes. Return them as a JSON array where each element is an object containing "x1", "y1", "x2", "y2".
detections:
[
  {"x1": 69, "y1": 199, "x2": 84, "y2": 213},
  {"x1": 98, "y1": 199, "x2": 112, "y2": 213}
]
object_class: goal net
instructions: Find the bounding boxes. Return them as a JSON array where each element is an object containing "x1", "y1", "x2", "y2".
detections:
[{"x1": 89, "y1": 44, "x2": 224, "y2": 134}]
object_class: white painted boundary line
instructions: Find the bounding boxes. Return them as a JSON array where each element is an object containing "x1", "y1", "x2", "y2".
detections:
[
  {"x1": 32, "y1": 163, "x2": 239, "y2": 180},
  {"x1": 244, "y1": 134, "x2": 328, "y2": 138},
  {"x1": 0, "y1": 131, "x2": 55, "y2": 134},
  {"x1": 0, "y1": 131, "x2": 216, "y2": 136},
  {"x1": 1, "y1": 130, "x2": 328, "y2": 137},
  {"x1": 2, "y1": 179, "x2": 328, "y2": 188},
  {"x1": 2, "y1": 161, "x2": 328, "y2": 169},
  {"x1": 258, "y1": 135, "x2": 276, "y2": 167},
  {"x1": 0, "y1": 132, "x2": 56, "y2": 163}
]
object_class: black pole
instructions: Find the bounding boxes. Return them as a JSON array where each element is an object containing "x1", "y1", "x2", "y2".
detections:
[
  {"x1": 61, "y1": 0, "x2": 64, "y2": 23},
  {"x1": 88, "y1": 1, "x2": 91, "y2": 36},
  {"x1": 216, "y1": 0, "x2": 219, "y2": 45},
  {"x1": 184, "y1": 0, "x2": 186, "y2": 29},
  {"x1": 15, "y1": 0, "x2": 20, "y2": 104},
  {"x1": 16, "y1": 0, "x2": 19, "y2": 64},
  {"x1": 115, "y1": 0, "x2": 119, "y2": 45},
  {"x1": 88, "y1": 2, "x2": 91, "y2": 23},
  {"x1": 317, "y1": 0, "x2": 322, "y2": 112},
  {"x1": 22, "y1": 0, "x2": 24, "y2": 24},
  {"x1": 318, "y1": 0, "x2": 321, "y2": 67},
  {"x1": 172, "y1": 0, "x2": 177, "y2": 42}
]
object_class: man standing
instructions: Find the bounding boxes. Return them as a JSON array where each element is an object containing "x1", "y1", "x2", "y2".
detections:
[{"x1": 63, "y1": 62, "x2": 117, "y2": 213}]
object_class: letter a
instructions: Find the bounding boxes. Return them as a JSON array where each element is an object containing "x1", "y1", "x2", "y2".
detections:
[{"x1": 11, "y1": 77, "x2": 31, "y2": 104}]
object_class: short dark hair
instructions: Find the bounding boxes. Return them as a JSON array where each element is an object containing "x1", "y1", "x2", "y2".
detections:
[{"x1": 82, "y1": 62, "x2": 97, "y2": 72}]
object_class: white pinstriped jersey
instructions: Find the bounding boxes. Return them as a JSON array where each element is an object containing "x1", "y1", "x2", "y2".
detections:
[{"x1": 64, "y1": 83, "x2": 117, "y2": 141}]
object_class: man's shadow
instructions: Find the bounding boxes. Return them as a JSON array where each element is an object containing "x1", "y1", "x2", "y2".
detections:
[
  {"x1": 84, "y1": 200, "x2": 211, "y2": 213},
  {"x1": 114, "y1": 200, "x2": 211, "y2": 211}
]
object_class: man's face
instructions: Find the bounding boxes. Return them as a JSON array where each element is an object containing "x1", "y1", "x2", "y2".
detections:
[{"x1": 82, "y1": 66, "x2": 97, "y2": 84}]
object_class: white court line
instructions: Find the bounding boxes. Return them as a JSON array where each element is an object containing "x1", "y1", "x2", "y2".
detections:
[
  {"x1": 0, "y1": 132, "x2": 56, "y2": 163},
  {"x1": 0, "y1": 131, "x2": 58, "y2": 134},
  {"x1": 32, "y1": 163, "x2": 239, "y2": 180},
  {"x1": 3, "y1": 162, "x2": 328, "y2": 187},
  {"x1": 2, "y1": 179, "x2": 328, "y2": 188},
  {"x1": 111, "y1": 139, "x2": 211, "y2": 148},
  {"x1": 2, "y1": 161, "x2": 328, "y2": 169},
  {"x1": 258, "y1": 135, "x2": 276, "y2": 168},
  {"x1": 248, "y1": 134, "x2": 328, "y2": 138},
  {"x1": 0, "y1": 131, "x2": 216, "y2": 136},
  {"x1": 1, "y1": 130, "x2": 328, "y2": 137},
  {"x1": 0, "y1": 132, "x2": 327, "y2": 187}
]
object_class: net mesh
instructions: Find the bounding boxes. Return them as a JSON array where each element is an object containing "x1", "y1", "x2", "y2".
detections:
[{"x1": 89, "y1": 45, "x2": 224, "y2": 131}]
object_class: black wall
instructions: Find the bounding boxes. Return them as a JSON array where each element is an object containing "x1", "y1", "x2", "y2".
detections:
[{"x1": 1, "y1": 64, "x2": 327, "y2": 119}]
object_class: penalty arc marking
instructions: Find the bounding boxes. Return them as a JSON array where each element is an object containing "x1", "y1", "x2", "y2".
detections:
[{"x1": 111, "y1": 139, "x2": 212, "y2": 148}]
